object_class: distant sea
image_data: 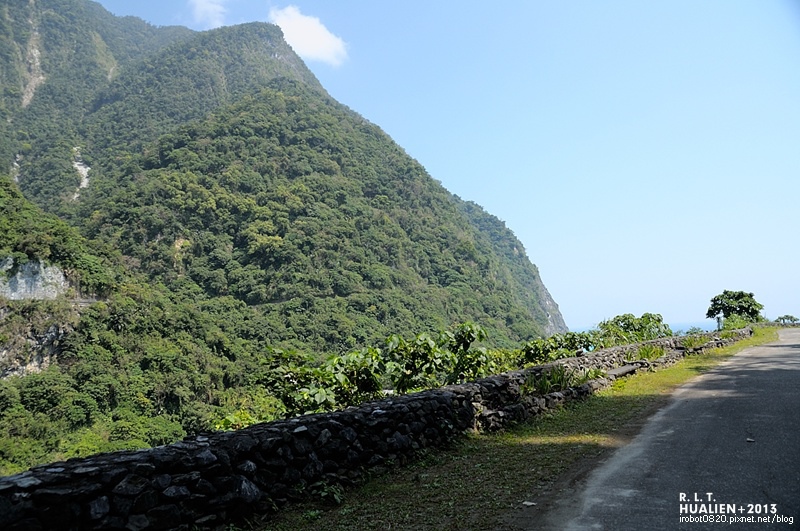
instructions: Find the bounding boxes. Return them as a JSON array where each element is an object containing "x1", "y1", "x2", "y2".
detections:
[
  {"x1": 668, "y1": 321, "x2": 718, "y2": 333},
  {"x1": 571, "y1": 321, "x2": 718, "y2": 334}
]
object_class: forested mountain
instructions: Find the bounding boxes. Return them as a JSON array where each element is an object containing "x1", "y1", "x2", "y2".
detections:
[
  {"x1": 2, "y1": 0, "x2": 565, "y2": 344},
  {"x1": 0, "y1": 0, "x2": 193, "y2": 197},
  {"x1": 0, "y1": 0, "x2": 567, "y2": 472}
]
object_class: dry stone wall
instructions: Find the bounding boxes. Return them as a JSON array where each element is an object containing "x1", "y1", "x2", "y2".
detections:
[{"x1": 0, "y1": 329, "x2": 750, "y2": 530}]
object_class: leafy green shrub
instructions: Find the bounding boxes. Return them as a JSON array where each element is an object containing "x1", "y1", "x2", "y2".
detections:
[
  {"x1": 681, "y1": 336, "x2": 706, "y2": 350},
  {"x1": 636, "y1": 344, "x2": 665, "y2": 361},
  {"x1": 596, "y1": 313, "x2": 672, "y2": 346},
  {"x1": 17, "y1": 368, "x2": 77, "y2": 417},
  {"x1": 213, "y1": 409, "x2": 259, "y2": 431},
  {"x1": 209, "y1": 387, "x2": 286, "y2": 431},
  {"x1": 283, "y1": 366, "x2": 339, "y2": 414},
  {"x1": 445, "y1": 323, "x2": 493, "y2": 384},
  {"x1": 0, "y1": 379, "x2": 21, "y2": 414},
  {"x1": 61, "y1": 428, "x2": 107, "y2": 459},
  {"x1": 722, "y1": 314, "x2": 750, "y2": 330},
  {"x1": 309, "y1": 480, "x2": 345, "y2": 505},
  {"x1": 326, "y1": 347, "x2": 385, "y2": 406},
  {"x1": 574, "y1": 367, "x2": 606, "y2": 384},
  {"x1": 518, "y1": 314, "x2": 671, "y2": 366},
  {"x1": 519, "y1": 335, "x2": 590, "y2": 365},
  {"x1": 522, "y1": 366, "x2": 575, "y2": 395},
  {"x1": 486, "y1": 348, "x2": 525, "y2": 373},
  {"x1": 386, "y1": 332, "x2": 450, "y2": 394},
  {"x1": 144, "y1": 415, "x2": 186, "y2": 445}
]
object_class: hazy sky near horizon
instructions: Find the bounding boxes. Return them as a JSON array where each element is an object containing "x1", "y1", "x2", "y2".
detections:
[{"x1": 95, "y1": 0, "x2": 800, "y2": 330}]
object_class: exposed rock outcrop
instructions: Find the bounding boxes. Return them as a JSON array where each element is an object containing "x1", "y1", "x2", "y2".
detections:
[
  {"x1": 71, "y1": 147, "x2": 91, "y2": 200},
  {"x1": 0, "y1": 258, "x2": 69, "y2": 300},
  {"x1": 0, "y1": 317, "x2": 71, "y2": 379},
  {"x1": 0, "y1": 259, "x2": 74, "y2": 378}
]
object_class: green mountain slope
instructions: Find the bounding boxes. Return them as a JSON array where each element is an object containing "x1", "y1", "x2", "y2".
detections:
[
  {"x1": 0, "y1": 174, "x2": 115, "y2": 295},
  {"x1": 456, "y1": 198, "x2": 567, "y2": 335},
  {"x1": 75, "y1": 78, "x2": 563, "y2": 351},
  {"x1": 0, "y1": 0, "x2": 193, "y2": 184},
  {"x1": 0, "y1": 0, "x2": 569, "y2": 474},
  {"x1": 83, "y1": 22, "x2": 322, "y2": 156},
  {"x1": 0, "y1": 0, "x2": 566, "y2": 349},
  {"x1": 0, "y1": 175, "x2": 290, "y2": 472},
  {"x1": 3, "y1": 1, "x2": 318, "y2": 213}
]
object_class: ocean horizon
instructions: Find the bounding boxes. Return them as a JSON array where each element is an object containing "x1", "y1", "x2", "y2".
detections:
[{"x1": 570, "y1": 320, "x2": 718, "y2": 334}]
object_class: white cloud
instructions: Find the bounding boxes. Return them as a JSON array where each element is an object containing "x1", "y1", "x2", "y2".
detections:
[
  {"x1": 268, "y1": 6, "x2": 348, "y2": 67},
  {"x1": 188, "y1": 0, "x2": 227, "y2": 29}
]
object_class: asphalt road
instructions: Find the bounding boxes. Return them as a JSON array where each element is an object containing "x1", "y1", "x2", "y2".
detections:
[{"x1": 530, "y1": 328, "x2": 800, "y2": 530}]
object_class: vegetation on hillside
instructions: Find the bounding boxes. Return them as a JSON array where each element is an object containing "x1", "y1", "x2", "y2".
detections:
[
  {"x1": 2, "y1": 0, "x2": 564, "y2": 350},
  {"x1": 71, "y1": 80, "x2": 560, "y2": 352},
  {"x1": 0, "y1": 176, "x2": 115, "y2": 295},
  {"x1": 0, "y1": 295, "x2": 675, "y2": 476},
  {"x1": 0, "y1": 0, "x2": 571, "y2": 476},
  {"x1": 1, "y1": 0, "x2": 194, "y2": 202}
]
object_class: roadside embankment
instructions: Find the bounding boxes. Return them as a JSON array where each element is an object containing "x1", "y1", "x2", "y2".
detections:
[{"x1": 0, "y1": 329, "x2": 751, "y2": 530}]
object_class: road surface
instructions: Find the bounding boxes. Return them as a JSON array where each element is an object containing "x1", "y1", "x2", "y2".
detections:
[{"x1": 520, "y1": 328, "x2": 800, "y2": 530}]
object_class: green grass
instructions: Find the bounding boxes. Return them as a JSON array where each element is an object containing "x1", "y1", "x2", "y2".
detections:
[{"x1": 250, "y1": 328, "x2": 779, "y2": 531}]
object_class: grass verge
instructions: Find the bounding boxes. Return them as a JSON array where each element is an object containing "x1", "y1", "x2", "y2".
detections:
[{"x1": 253, "y1": 327, "x2": 779, "y2": 531}]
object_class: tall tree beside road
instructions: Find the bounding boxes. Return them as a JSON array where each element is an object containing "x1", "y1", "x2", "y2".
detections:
[{"x1": 706, "y1": 290, "x2": 764, "y2": 322}]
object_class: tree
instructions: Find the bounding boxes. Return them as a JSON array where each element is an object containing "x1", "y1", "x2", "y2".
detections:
[
  {"x1": 706, "y1": 290, "x2": 763, "y2": 322},
  {"x1": 775, "y1": 315, "x2": 799, "y2": 325}
]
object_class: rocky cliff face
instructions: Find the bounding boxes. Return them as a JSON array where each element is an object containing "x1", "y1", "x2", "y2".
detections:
[
  {"x1": 0, "y1": 259, "x2": 74, "y2": 378},
  {"x1": 0, "y1": 258, "x2": 69, "y2": 300},
  {"x1": 0, "y1": 316, "x2": 71, "y2": 379},
  {"x1": 541, "y1": 287, "x2": 568, "y2": 336}
]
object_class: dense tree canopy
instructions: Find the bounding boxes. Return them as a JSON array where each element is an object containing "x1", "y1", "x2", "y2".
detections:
[{"x1": 706, "y1": 290, "x2": 763, "y2": 322}]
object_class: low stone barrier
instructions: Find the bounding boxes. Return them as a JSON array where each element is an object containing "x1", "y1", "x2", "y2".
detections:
[{"x1": 0, "y1": 328, "x2": 750, "y2": 530}]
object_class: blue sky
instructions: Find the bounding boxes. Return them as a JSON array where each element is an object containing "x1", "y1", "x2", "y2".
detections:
[{"x1": 95, "y1": 1, "x2": 800, "y2": 330}]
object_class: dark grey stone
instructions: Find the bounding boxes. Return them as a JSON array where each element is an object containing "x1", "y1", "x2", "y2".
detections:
[
  {"x1": 113, "y1": 474, "x2": 150, "y2": 497},
  {"x1": 125, "y1": 514, "x2": 149, "y2": 531},
  {"x1": 281, "y1": 467, "x2": 301, "y2": 485},
  {"x1": 341, "y1": 427, "x2": 358, "y2": 443},
  {"x1": 315, "y1": 428, "x2": 332, "y2": 447},
  {"x1": 150, "y1": 474, "x2": 171, "y2": 490},
  {"x1": 233, "y1": 476, "x2": 262, "y2": 504},
  {"x1": 89, "y1": 496, "x2": 110, "y2": 519},
  {"x1": 301, "y1": 454, "x2": 324, "y2": 480},
  {"x1": 146, "y1": 504, "x2": 181, "y2": 529},
  {"x1": 195, "y1": 449, "x2": 218, "y2": 466},
  {"x1": 131, "y1": 463, "x2": 156, "y2": 475},
  {"x1": 195, "y1": 478, "x2": 216, "y2": 495},
  {"x1": 292, "y1": 436, "x2": 313, "y2": 456},
  {"x1": 9, "y1": 475, "x2": 41, "y2": 489},
  {"x1": 236, "y1": 460, "x2": 257, "y2": 476},
  {"x1": 131, "y1": 490, "x2": 159, "y2": 512},
  {"x1": 162, "y1": 486, "x2": 191, "y2": 499}
]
